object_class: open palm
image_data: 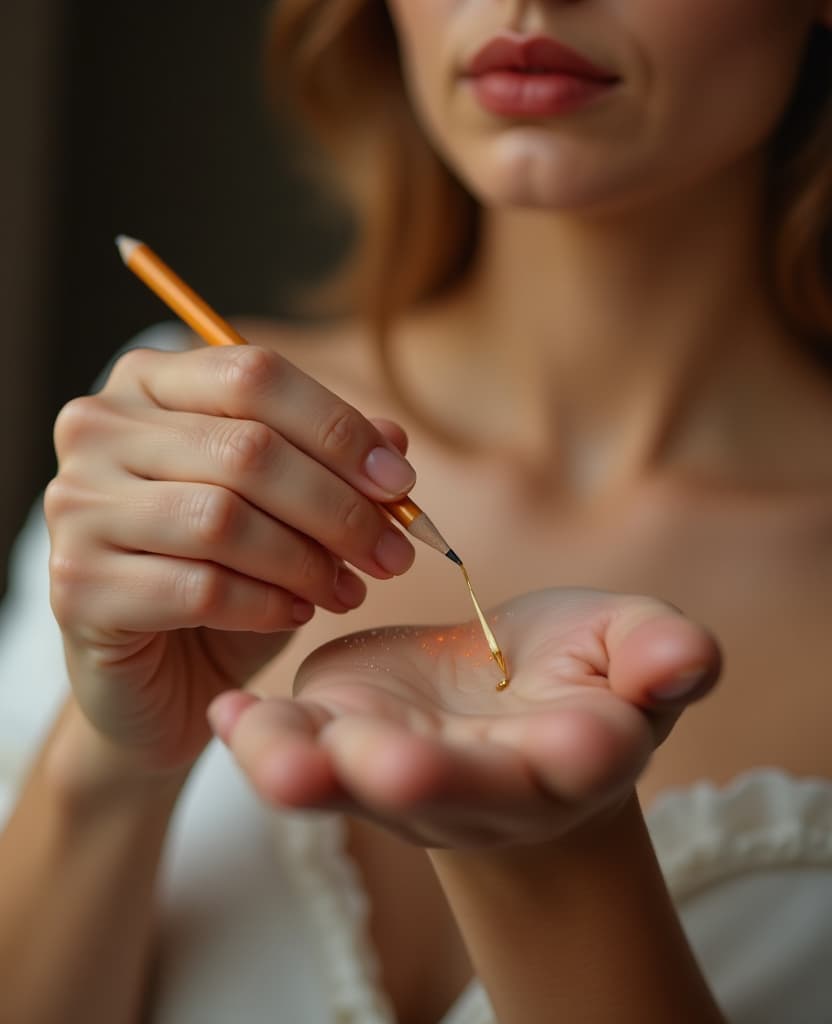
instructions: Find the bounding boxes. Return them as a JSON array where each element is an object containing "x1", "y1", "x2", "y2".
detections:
[{"x1": 209, "y1": 588, "x2": 720, "y2": 848}]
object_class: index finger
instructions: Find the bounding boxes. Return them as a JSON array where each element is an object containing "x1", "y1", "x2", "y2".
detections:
[{"x1": 108, "y1": 344, "x2": 418, "y2": 501}]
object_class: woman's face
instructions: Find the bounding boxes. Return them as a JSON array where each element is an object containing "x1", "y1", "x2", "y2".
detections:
[{"x1": 384, "y1": 0, "x2": 831, "y2": 212}]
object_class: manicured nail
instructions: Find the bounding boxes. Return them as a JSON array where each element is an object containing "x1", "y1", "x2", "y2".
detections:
[
  {"x1": 334, "y1": 567, "x2": 366, "y2": 609},
  {"x1": 650, "y1": 667, "x2": 709, "y2": 703},
  {"x1": 292, "y1": 600, "x2": 316, "y2": 625},
  {"x1": 374, "y1": 528, "x2": 415, "y2": 575},
  {"x1": 363, "y1": 446, "x2": 417, "y2": 496}
]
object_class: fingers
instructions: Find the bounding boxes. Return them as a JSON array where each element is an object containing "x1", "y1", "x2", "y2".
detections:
[
  {"x1": 54, "y1": 350, "x2": 417, "y2": 584},
  {"x1": 117, "y1": 482, "x2": 365, "y2": 612},
  {"x1": 605, "y1": 602, "x2": 721, "y2": 710},
  {"x1": 316, "y1": 716, "x2": 548, "y2": 814},
  {"x1": 114, "y1": 409, "x2": 414, "y2": 579},
  {"x1": 214, "y1": 696, "x2": 538, "y2": 832},
  {"x1": 208, "y1": 693, "x2": 340, "y2": 806},
  {"x1": 107, "y1": 345, "x2": 417, "y2": 500},
  {"x1": 50, "y1": 549, "x2": 316, "y2": 638},
  {"x1": 210, "y1": 693, "x2": 647, "y2": 832},
  {"x1": 483, "y1": 696, "x2": 653, "y2": 802}
]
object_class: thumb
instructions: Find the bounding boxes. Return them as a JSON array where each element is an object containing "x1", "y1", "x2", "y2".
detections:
[{"x1": 605, "y1": 600, "x2": 721, "y2": 714}]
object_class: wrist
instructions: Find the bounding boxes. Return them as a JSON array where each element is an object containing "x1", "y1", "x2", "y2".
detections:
[
  {"x1": 45, "y1": 699, "x2": 190, "y2": 812},
  {"x1": 428, "y1": 789, "x2": 641, "y2": 879}
]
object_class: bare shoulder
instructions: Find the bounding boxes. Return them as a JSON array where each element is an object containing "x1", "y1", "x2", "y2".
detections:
[{"x1": 231, "y1": 315, "x2": 392, "y2": 412}]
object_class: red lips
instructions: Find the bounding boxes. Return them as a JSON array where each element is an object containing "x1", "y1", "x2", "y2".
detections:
[
  {"x1": 464, "y1": 33, "x2": 618, "y2": 118},
  {"x1": 467, "y1": 34, "x2": 615, "y2": 80}
]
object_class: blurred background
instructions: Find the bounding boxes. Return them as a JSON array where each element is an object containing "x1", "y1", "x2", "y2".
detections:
[{"x1": 0, "y1": 0, "x2": 344, "y2": 595}]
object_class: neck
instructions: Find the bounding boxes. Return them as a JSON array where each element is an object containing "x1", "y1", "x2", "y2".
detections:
[{"x1": 430, "y1": 157, "x2": 798, "y2": 493}]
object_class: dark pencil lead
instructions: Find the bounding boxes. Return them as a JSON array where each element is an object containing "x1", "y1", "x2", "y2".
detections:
[{"x1": 445, "y1": 548, "x2": 463, "y2": 566}]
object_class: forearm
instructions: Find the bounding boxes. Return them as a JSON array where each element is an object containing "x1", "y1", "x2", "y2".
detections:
[
  {"x1": 429, "y1": 794, "x2": 725, "y2": 1024},
  {"x1": 0, "y1": 700, "x2": 186, "y2": 1024}
]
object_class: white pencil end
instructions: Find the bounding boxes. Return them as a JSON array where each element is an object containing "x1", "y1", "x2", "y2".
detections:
[{"x1": 115, "y1": 234, "x2": 142, "y2": 264}]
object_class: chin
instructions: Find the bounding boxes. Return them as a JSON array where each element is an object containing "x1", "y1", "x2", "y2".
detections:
[{"x1": 451, "y1": 131, "x2": 619, "y2": 212}]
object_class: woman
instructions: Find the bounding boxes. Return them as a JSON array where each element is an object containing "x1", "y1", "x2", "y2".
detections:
[{"x1": 2, "y1": 1, "x2": 831, "y2": 1022}]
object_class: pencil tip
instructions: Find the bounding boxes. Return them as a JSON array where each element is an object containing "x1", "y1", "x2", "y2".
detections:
[
  {"x1": 445, "y1": 548, "x2": 463, "y2": 566},
  {"x1": 115, "y1": 234, "x2": 141, "y2": 263}
]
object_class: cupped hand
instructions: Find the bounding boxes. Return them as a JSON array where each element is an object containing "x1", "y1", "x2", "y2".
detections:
[
  {"x1": 45, "y1": 341, "x2": 415, "y2": 773},
  {"x1": 209, "y1": 588, "x2": 720, "y2": 848}
]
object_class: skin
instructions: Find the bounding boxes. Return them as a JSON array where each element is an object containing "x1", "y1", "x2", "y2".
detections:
[{"x1": 27, "y1": 0, "x2": 832, "y2": 1021}]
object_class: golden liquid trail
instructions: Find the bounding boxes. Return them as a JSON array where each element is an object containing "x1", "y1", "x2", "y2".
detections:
[{"x1": 459, "y1": 564, "x2": 510, "y2": 691}]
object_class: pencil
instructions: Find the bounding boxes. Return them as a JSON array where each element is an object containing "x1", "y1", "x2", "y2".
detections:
[{"x1": 115, "y1": 234, "x2": 461, "y2": 565}]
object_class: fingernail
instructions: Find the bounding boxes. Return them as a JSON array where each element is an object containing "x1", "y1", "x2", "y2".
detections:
[
  {"x1": 374, "y1": 528, "x2": 415, "y2": 575},
  {"x1": 363, "y1": 446, "x2": 417, "y2": 496},
  {"x1": 292, "y1": 600, "x2": 316, "y2": 625},
  {"x1": 334, "y1": 568, "x2": 366, "y2": 609},
  {"x1": 649, "y1": 667, "x2": 709, "y2": 703}
]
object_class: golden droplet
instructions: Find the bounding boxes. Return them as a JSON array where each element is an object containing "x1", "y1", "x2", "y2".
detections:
[{"x1": 459, "y1": 563, "x2": 510, "y2": 691}]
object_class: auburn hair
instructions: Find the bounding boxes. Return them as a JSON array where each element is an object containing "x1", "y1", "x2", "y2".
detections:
[{"x1": 266, "y1": 2, "x2": 832, "y2": 372}]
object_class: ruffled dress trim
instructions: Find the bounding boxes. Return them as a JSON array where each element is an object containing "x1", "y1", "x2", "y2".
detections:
[
  {"x1": 647, "y1": 768, "x2": 832, "y2": 901},
  {"x1": 272, "y1": 810, "x2": 396, "y2": 1024}
]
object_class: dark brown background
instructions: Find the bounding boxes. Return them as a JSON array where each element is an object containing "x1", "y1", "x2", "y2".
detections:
[{"x1": 0, "y1": 1, "x2": 343, "y2": 594}]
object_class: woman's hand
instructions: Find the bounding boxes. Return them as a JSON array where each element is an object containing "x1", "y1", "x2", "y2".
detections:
[
  {"x1": 45, "y1": 343, "x2": 416, "y2": 774},
  {"x1": 209, "y1": 588, "x2": 720, "y2": 848}
]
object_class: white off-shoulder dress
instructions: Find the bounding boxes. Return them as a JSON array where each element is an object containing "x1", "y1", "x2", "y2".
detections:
[{"x1": 2, "y1": 329, "x2": 831, "y2": 1023}]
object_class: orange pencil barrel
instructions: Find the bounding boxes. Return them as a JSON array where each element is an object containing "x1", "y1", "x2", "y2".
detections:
[
  {"x1": 387, "y1": 497, "x2": 421, "y2": 527},
  {"x1": 120, "y1": 237, "x2": 248, "y2": 349}
]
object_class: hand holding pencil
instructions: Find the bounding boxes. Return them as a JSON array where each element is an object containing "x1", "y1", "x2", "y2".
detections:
[{"x1": 44, "y1": 244, "x2": 433, "y2": 774}]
